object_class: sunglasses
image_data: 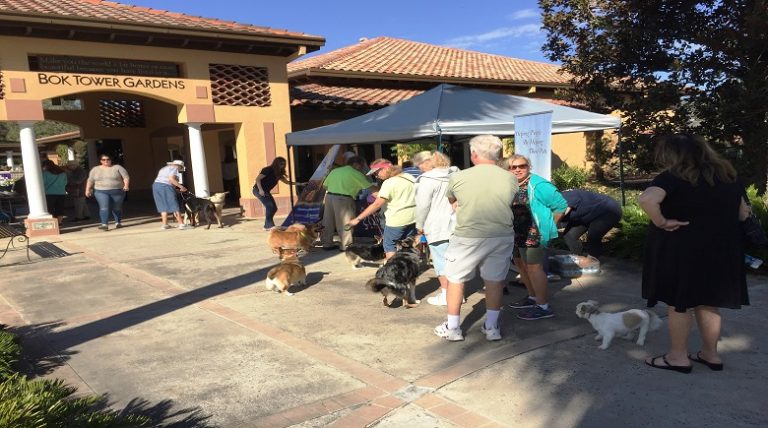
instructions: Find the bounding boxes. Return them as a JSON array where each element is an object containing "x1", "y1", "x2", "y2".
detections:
[{"x1": 509, "y1": 164, "x2": 528, "y2": 170}]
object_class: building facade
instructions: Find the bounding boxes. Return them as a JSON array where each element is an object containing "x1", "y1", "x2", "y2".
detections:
[{"x1": 0, "y1": 0, "x2": 323, "y2": 235}]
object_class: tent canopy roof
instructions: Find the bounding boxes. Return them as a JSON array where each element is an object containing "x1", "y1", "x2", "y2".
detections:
[{"x1": 286, "y1": 84, "x2": 621, "y2": 146}]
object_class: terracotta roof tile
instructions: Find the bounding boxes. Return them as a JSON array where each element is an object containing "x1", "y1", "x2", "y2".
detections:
[
  {"x1": 291, "y1": 84, "x2": 422, "y2": 108},
  {"x1": 0, "y1": 0, "x2": 323, "y2": 40},
  {"x1": 290, "y1": 83, "x2": 577, "y2": 109},
  {"x1": 289, "y1": 37, "x2": 569, "y2": 85}
]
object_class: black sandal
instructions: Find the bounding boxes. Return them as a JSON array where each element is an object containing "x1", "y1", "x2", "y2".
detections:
[
  {"x1": 689, "y1": 352, "x2": 724, "y2": 371},
  {"x1": 645, "y1": 355, "x2": 692, "y2": 374}
]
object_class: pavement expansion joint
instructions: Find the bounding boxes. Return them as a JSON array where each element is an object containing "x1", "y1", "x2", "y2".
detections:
[{"x1": 392, "y1": 384, "x2": 435, "y2": 402}]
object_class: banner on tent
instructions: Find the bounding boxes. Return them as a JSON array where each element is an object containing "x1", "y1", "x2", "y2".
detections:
[
  {"x1": 282, "y1": 145, "x2": 341, "y2": 226},
  {"x1": 514, "y1": 111, "x2": 553, "y2": 180}
]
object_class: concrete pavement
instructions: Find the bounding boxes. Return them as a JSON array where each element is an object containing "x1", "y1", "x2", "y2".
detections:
[{"x1": 1, "y1": 210, "x2": 766, "y2": 427}]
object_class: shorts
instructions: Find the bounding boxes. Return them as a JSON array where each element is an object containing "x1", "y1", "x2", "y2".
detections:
[
  {"x1": 444, "y1": 235, "x2": 515, "y2": 283},
  {"x1": 383, "y1": 223, "x2": 416, "y2": 253},
  {"x1": 429, "y1": 240, "x2": 449, "y2": 276},
  {"x1": 513, "y1": 246, "x2": 546, "y2": 264}
]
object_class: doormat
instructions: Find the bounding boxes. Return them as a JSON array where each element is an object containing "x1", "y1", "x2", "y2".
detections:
[{"x1": 29, "y1": 242, "x2": 71, "y2": 259}]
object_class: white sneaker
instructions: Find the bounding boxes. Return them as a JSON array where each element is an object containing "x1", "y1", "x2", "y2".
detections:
[
  {"x1": 178, "y1": 224, "x2": 190, "y2": 230},
  {"x1": 427, "y1": 293, "x2": 466, "y2": 306},
  {"x1": 481, "y1": 324, "x2": 502, "y2": 341},
  {"x1": 434, "y1": 322, "x2": 464, "y2": 341},
  {"x1": 427, "y1": 294, "x2": 448, "y2": 306},
  {"x1": 160, "y1": 224, "x2": 172, "y2": 230}
]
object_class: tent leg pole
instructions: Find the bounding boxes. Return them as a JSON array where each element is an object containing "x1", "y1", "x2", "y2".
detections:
[
  {"x1": 287, "y1": 144, "x2": 295, "y2": 213},
  {"x1": 617, "y1": 131, "x2": 626, "y2": 206}
]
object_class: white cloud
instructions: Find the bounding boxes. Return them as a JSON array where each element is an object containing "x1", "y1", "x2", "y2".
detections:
[
  {"x1": 444, "y1": 24, "x2": 542, "y2": 49},
  {"x1": 508, "y1": 9, "x2": 540, "y2": 21}
]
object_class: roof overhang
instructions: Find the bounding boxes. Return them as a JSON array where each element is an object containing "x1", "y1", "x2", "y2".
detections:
[
  {"x1": 0, "y1": 12, "x2": 325, "y2": 57},
  {"x1": 288, "y1": 68, "x2": 571, "y2": 89}
]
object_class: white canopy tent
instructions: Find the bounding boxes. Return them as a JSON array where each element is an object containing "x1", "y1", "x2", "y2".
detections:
[{"x1": 286, "y1": 84, "x2": 621, "y2": 146}]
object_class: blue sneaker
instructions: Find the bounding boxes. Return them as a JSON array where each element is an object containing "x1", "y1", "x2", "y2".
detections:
[
  {"x1": 508, "y1": 296, "x2": 536, "y2": 309},
  {"x1": 517, "y1": 305, "x2": 554, "y2": 320}
]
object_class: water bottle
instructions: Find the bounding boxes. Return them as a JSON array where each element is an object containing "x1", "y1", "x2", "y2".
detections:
[{"x1": 745, "y1": 254, "x2": 763, "y2": 269}]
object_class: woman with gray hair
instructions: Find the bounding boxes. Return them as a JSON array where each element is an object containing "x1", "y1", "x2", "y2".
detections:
[{"x1": 414, "y1": 151, "x2": 459, "y2": 305}]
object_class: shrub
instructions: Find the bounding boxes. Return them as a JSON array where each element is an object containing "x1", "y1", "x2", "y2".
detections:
[
  {"x1": 744, "y1": 185, "x2": 768, "y2": 264},
  {"x1": 0, "y1": 330, "x2": 22, "y2": 380},
  {"x1": 0, "y1": 329, "x2": 149, "y2": 428},
  {"x1": 606, "y1": 203, "x2": 649, "y2": 260},
  {"x1": 552, "y1": 164, "x2": 590, "y2": 190}
]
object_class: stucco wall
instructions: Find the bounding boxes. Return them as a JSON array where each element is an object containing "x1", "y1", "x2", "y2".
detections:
[{"x1": 0, "y1": 35, "x2": 296, "y2": 215}]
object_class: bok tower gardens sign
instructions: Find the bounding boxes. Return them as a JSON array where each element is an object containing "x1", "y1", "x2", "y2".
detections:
[{"x1": 28, "y1": 54, "x2": 188, "y2": 95}]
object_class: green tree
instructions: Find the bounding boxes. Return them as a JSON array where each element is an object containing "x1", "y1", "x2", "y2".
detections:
[
  {"x1": 2, "y1": 121, "x2": 78, "y2": 142},
  {"x1": 540, "y1": 0, "x2": 768, "y2": 187}
]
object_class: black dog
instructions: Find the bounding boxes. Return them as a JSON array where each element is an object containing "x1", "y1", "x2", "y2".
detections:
[
  {"x1": 180, "y1": 191, "x2": 217, "y2": 229},
  {"x1": 365, "y1": 237, "x2": 422, "y2": 308},
  {"x1": 345, "y1": 239, "x2": 385, "y2": 269}
]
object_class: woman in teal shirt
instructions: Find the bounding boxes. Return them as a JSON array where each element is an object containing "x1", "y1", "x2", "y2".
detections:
[
  {"x1": 42, "y1": 159, "x2": 68, "y2": 222},
  {"x1": 501, "y1": 155, "x2": 567, "y2": 321}
]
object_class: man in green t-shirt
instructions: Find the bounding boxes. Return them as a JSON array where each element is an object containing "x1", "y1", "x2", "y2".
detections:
[
  {"x1": 320, "y1": 156, "x2": 374, "y2": 251},
  {"x1": 434, "y1": 135, "x2": 518, "y2": 342}
]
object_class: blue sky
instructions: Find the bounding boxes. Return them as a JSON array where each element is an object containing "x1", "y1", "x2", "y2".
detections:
[{"x1": 125, "y1": 0, "x2": 553, "y2": 63}]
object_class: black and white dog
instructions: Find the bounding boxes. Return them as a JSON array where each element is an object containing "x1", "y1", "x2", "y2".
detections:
[
  {"x1": 180, "y1": 190, "x2": 218, "y2": 229},
  {"x1": 365, "y1": 237, "x2": 422, "y2": 308},
  {"x1": 344, "y1": 237, "x2": 385, "y2": 269}
]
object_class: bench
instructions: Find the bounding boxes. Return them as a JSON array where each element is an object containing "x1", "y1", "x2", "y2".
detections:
[{"x1": 0, "y1": 223, "x2": 30, "y2": 261}]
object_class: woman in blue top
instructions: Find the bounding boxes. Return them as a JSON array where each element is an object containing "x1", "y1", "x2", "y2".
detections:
[
  {"x1": 42, "y1": 159, "x2": 68, "y2": 223},
  {"x1": 501, "y1": 155, "x2": 568, "y2": 321}
]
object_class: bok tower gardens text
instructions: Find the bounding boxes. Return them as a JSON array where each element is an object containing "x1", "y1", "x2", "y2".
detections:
[{"x1": 37, "y1": 73, "x2": 186, "y2": 90}]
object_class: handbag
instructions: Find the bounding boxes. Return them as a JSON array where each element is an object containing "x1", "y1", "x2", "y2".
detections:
[{"x1": 741, "y1": 213, "x2": 768, "y2": 247}]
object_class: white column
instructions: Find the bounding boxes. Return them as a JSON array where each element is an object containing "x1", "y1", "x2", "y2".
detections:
[
  {"x1": 5, "y1": 151, "x2": 12, "y2": 168},
  {"x1": 18, "y1": 121, "x2": 51, "y2": 219},
  {"x1": 186, "y1": 123, "x2": 210, "y2": 197},
  {"x1": 66, "y1": 146, "x2": 75, "y2": 161}
]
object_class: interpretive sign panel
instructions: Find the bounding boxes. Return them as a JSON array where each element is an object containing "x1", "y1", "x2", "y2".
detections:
[
  {"x1": 29, "y1": 55, "x2": 180, "y2": 78},
  {"x1": 514, "y1": 111, "x2": 553, "y2": 180}
]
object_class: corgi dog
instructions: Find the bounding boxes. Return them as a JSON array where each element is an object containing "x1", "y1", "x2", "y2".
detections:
[
  {"x1": 266, "y1": 223, "x2": 322, "y2": 254},
  {"x1": 265, "y1": 254, "x2": 306, "y2": 296}
]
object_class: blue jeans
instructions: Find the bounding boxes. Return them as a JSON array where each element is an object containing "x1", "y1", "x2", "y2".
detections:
[
  {"x1": 253, "y1": 189, "x2": 277, "y2": 228},
  {"x1": 93, "y1": 189, "x2": 125, "y2": 225}
]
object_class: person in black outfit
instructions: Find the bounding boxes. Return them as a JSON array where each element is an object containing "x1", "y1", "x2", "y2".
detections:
[
  {"x1": 252, "y1": 157, "x2": 304, "y2": 230},
  {"x1": 638, "y1": 134, "x2": 750, "y2": 373},
  {"x1": 560, "y1": 189, "x2": 622, "y2": 259}
]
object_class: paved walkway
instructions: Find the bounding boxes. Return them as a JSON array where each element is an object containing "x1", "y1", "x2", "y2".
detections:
[{"x1": 1, "y1": 211, "x2": 766, "y2": 427}]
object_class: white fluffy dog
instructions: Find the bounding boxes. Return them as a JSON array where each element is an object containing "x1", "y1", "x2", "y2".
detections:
[{"x1": 575, "y1": 300, "x2": 663, "y2": 350}]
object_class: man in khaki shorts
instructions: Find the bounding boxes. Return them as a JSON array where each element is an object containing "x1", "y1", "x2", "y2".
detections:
[{"x1": 434, "y1": 135, "x2": 518, "y2": 342}]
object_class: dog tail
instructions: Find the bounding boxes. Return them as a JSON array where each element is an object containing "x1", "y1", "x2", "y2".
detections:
[
  {"x1": 365, "y1": 277, "x2": 399, "y2": 293},
  {"x1": 646, "y1": 310, "x2": 663, "y2": 331}
]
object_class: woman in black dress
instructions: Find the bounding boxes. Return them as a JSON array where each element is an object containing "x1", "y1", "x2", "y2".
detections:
[{"x1": 639, "y1": 134, "x2": 750, "y2": 373}]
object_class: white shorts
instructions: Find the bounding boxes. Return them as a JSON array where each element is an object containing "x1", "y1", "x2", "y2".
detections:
[{"x1": 444, "y1": 235, "x2": 515, "y2": 283}]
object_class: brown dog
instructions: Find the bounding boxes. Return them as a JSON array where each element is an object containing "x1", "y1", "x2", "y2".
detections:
[
  {"x1": 265, "y1": 253, "x2": 307, "y2": 296},
  {"x1": 266, "y1": 223, "x2": 322, "y2": 254}
]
